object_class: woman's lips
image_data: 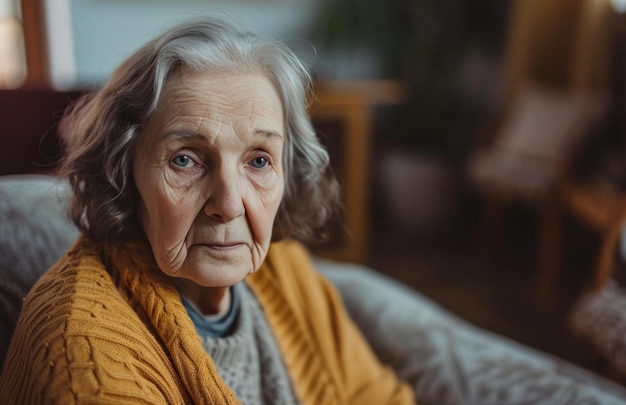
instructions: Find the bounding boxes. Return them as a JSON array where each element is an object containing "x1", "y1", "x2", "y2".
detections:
[{"x1": 199, "y1": 242, "x2": 246, "y2": 250}]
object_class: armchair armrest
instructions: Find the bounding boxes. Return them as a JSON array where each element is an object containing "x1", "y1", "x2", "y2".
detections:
[{"x1": 315, "y1": 258, "x2": 626, "y2": 405}]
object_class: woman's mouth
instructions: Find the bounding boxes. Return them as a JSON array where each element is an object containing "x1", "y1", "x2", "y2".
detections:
[{"x1": 198, "y1": 242, "x2": 246, "y2": 251}]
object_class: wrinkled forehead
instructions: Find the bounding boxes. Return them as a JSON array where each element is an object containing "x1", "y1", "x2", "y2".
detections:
[
  {"x1": 157, "y1": 68, "x2": 284, "y2": 119},
  {"x1": 135, "y1": 69, "x2": 286, "y2": 149}
]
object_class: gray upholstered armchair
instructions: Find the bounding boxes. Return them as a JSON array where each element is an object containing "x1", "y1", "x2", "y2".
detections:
[{"x1": 2, "y1": 174, "x2": 626, "y2": 404}]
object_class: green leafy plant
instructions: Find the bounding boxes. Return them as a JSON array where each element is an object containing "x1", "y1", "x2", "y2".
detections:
[{"x1": 310, "y1": 0, "x2": 509, "y2": 156}]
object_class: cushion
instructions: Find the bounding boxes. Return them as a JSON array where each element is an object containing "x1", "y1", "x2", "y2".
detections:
[
  {"x1": 316, "y1": 259, "x2": 626, "y2": 405},
  {"x1": 495, "y1": 85, "x2": 605, "y2": 160},
  {"x1": 469, "y1": 84, "x2": 607, "y2": 201},
  {"x1": 0, "y1": 174, "x2": 78, "y2": 367},
  {"x1": 570, "y1": 280, "x2": 626, "y2": 376}
]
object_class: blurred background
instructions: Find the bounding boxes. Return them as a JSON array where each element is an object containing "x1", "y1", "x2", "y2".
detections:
[{"x1": 1, "y1": 0, "x2": 626, "y2": 385}]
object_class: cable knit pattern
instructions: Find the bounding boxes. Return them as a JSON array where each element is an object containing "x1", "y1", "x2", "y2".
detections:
[
  {"x1": 0, "y1": 236, "x2": 413, "y2": 404},
  {"x1": 2, "y1": 239, "x2": 189, "y2": 404}
]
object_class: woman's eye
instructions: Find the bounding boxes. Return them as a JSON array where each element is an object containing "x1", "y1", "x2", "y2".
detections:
[
  {"x1": 249, "y1": 156, "x2": 269, "y2": 169},
  {"x1": 172, "y1": 155, "x2": 194, "y2": 168}
]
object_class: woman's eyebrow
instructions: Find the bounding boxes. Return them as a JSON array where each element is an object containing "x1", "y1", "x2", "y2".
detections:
[
  {"x1": 254, "y1": 129, "x2": 283, "y2": 139},
  {"x1": 158, "y1": 129, "x2": 283, "y2": 144},
  {"x1": 159, "y1": 132, "x2": 207, "y2": 143}
]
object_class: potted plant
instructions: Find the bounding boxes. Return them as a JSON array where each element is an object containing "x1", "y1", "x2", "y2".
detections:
[{"x1": 309, "y1": 0, "x2": 510, "y2": 231}]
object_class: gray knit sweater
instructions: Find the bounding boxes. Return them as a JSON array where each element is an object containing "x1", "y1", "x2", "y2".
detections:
[{"x1": 183, "y1": 283, "x2": 299, "y2": 404}]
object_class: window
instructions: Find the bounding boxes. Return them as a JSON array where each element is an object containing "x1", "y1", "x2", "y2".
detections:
[{"x1": 0, "y1": 0, "x2": 26, "y2": 88}]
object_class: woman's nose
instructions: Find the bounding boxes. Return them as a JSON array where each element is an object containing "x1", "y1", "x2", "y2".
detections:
[{"x1": 203, "y1": 169, "x2": 245, "y2": 222}]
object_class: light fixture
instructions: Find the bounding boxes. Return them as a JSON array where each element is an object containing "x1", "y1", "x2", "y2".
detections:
[
  {"x1": 0, "y1": 0, "x2": 26, "y2": 88},
  {"x1": 612, "y1": 0, "x2": 626, "y2": 13},
  {"x1": 0, "y1": 15, "x2": 26, "y2": 88}
]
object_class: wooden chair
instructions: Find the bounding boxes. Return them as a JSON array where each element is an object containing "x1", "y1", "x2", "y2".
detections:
[
  {"x1": 556, "y1": 10, "x2": 626, "y2": 383},
  {"x1": 468, "y1": 0, "x2": 614, "y2": 305},
  {"x1": 538, "y1": 3, "x2": 625, "y2": 306},
  {"x1": 566, "y1": 184, "x2": 626, "y2": 380},
  {"x1": 540, "y1": 180, "x2": 626, "y2": 305}
]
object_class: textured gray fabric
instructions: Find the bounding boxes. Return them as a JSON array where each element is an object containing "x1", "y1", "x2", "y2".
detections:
[
  {"x1": 316, "y1": 259, "x2": 626, "y2": 405},
  {"x1": 570, "y1": 280, "x2": 626, "y2": 377},
  {"x1": 0, "y1": 175, "x2": 78, "y2": 368}
]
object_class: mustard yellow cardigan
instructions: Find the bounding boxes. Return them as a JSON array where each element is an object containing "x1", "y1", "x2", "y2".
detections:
[{"x1": 0, "y1": 236, "x2": 414, "y2": 404}]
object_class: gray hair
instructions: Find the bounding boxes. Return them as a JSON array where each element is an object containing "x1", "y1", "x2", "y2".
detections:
[{"x1": 60, "y1": 16, "x2": 340, "y2": 243}]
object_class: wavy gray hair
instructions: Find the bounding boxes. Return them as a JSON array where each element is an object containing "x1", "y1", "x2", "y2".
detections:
[{"x1": 60, "y1": 16, "x2": 340, "y2": 243}]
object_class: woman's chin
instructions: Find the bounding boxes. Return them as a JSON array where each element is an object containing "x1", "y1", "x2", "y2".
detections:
[{"x1": 173, "y1": 247, "x2": 255, "y2": 287}]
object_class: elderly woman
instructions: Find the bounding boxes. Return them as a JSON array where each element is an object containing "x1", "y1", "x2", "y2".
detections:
[{"x1": 0, "y1": 17, "x2": 413, "y2": 404}]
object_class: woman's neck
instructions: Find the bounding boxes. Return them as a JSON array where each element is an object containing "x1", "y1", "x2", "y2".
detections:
[{"x1": 174, "y1": 279, "x2": 231, "y2": 316}]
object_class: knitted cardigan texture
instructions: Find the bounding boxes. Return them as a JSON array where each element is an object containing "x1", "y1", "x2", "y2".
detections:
[{"x1": 0, "y1": 236, "x2": 413, "y2": 404}]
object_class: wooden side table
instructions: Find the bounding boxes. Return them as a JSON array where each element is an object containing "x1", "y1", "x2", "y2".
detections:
[{"x1": 309, "y1": 81, "x2": 405, "y2": 263}]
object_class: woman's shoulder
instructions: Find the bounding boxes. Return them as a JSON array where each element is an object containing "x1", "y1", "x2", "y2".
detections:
[
  {"x1": 22, "y1": 236, "x2": 174, "y2": 344},
  {"x1": 19, "y1": 236, "x2": 139, "y2": 345},
  {"x1": 27, "y1": 236, "x2": 117, "y2": 310},
  {"x1": 1, "y1": 236, "x2": 184, "y2": 403}
]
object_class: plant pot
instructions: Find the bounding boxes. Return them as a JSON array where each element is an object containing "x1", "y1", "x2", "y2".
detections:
[{"x1": 378, "y1": 150, "x2": 457, "y2": 233}]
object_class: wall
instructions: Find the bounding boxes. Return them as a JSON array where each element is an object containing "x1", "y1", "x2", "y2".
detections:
[{"x1": 46, "y1": 0, "x2": 319, "y2": 88}]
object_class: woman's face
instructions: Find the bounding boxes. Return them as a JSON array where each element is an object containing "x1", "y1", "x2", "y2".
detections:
[{"x1": 133, "y1": 70, "x2": 285, "y2": 288}]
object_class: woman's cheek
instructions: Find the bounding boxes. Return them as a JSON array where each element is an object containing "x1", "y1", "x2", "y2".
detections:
[{"x1": 261, "y1": 185, "x2": 285, "y2": 239}]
